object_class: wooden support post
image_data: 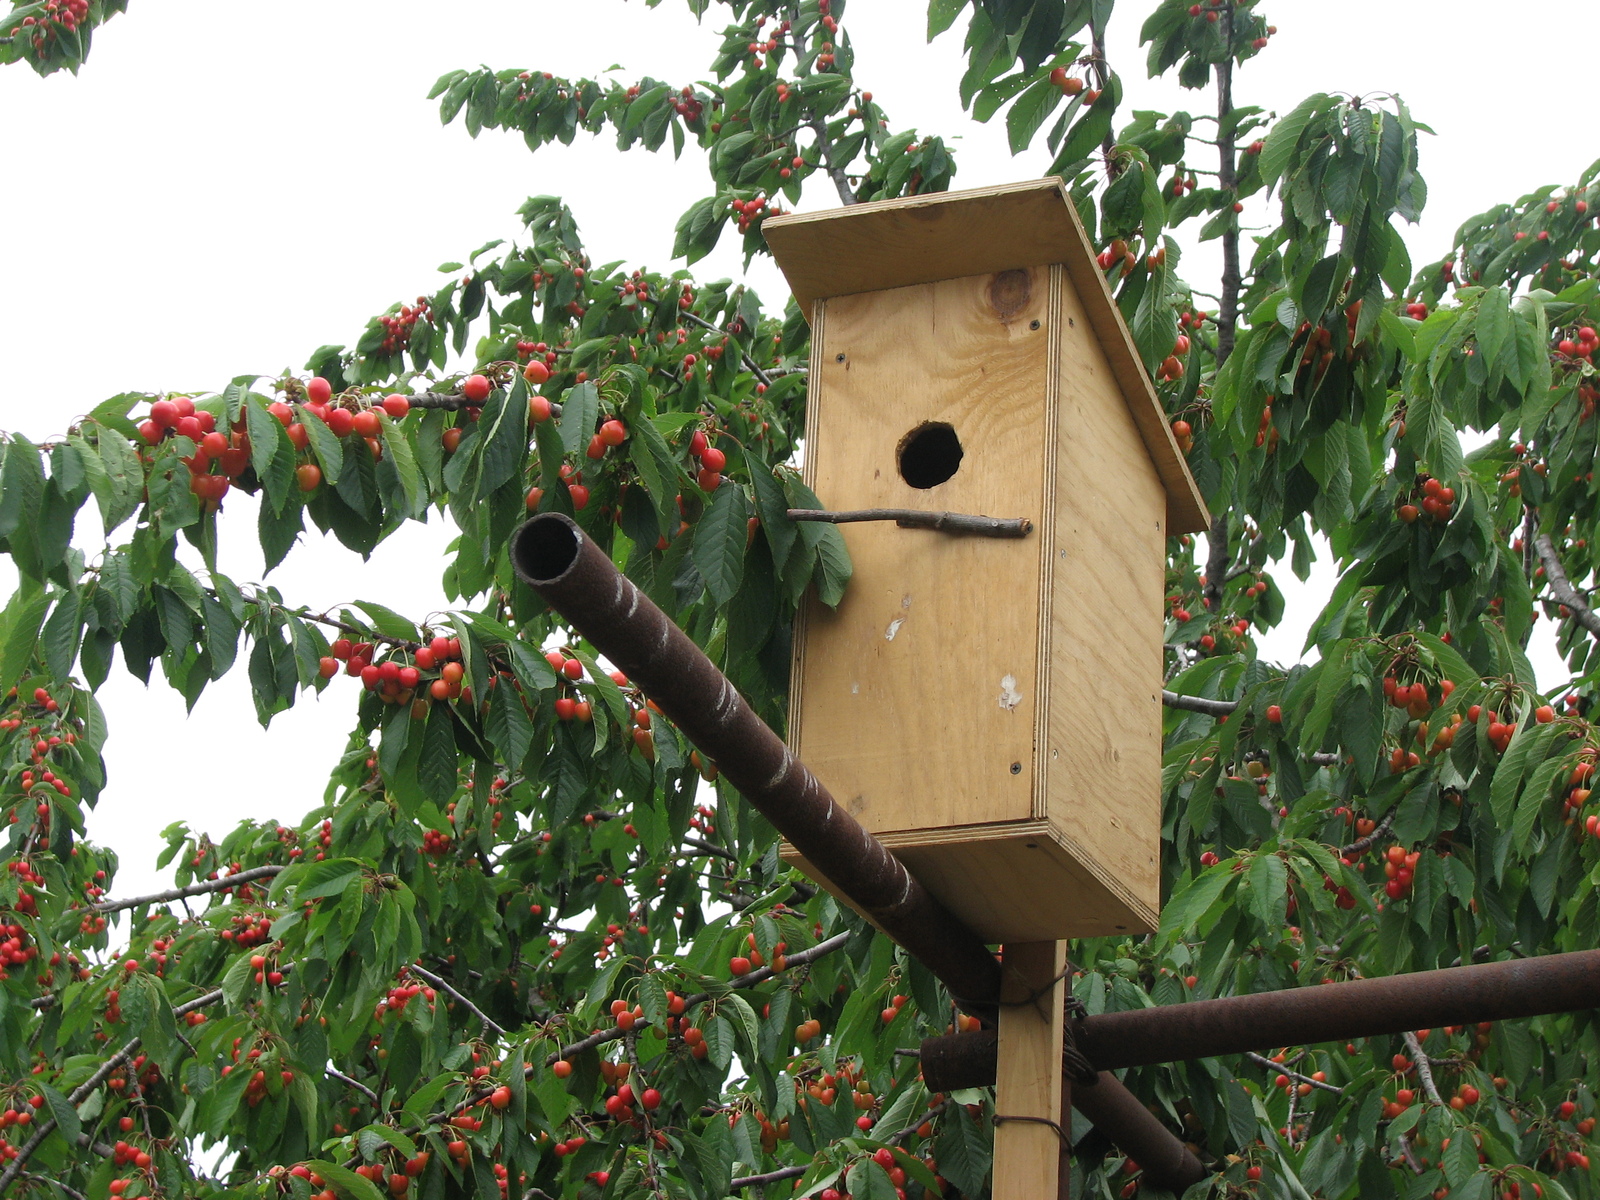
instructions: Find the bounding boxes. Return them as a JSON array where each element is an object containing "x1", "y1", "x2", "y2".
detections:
[{"x1": 994, "y1": 941, "x2": 1069, "y2": 1200}]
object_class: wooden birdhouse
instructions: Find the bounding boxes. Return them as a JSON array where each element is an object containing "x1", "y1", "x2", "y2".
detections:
[{"x1": 763, "y1": 178, "x2": 1208, "y2": 944}]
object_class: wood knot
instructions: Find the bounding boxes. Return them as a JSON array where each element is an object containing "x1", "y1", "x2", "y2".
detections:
[{"x1": 988, "y1": 268, "x2": 1032, "y2": 322}]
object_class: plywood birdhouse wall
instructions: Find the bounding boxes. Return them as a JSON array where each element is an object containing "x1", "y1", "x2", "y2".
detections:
[{"x1": 763, "y1": 179, "x2": 1208, "y2": 944}]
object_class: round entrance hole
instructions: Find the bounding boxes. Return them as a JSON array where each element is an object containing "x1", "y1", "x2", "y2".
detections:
[{"x1": 896, "y1": 422, "x2": 963, "y2": 489}]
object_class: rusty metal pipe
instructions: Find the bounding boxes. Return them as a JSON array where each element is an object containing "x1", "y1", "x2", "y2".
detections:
[
  {"x1": 510, "y1": 513, "x2": 1003, "y2": 1014},
  {"x1": 1078, "y1": 949, "x2": 1600, "y2": 1070},
  {"x1": 510, "y1": 513, "x2": 1204, "y2": 1189},
  {"x1": 921, "y1": 949, "x2": 1600, "y2": 1083},
  {"x1": 1073, "y1": 1074, "x2": 1206, "y2": 1190}
]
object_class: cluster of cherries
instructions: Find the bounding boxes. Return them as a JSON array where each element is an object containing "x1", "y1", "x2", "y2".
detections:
[
  {"x1": 137, "y1": 396, "x2": 248, "y2": 505},
  {"x1": 319, "y1": 632, "x2": 467, "y2": 711},
  {"x1": 218, "y1": 909, "x2": 275, "y2": 949},
  {"x1": 17, "y1": 0, "x2": 87, "y2": 50},
  {"x1": 730, "y1": 194, "x2": 785, "y2": 235},
  {"x1": 375, "y1": 295, "x2": 434, "y2": 356},
  {"x1": 1396, "y1": 476, "x2": 1458, "y2": 525},
  {"x1": 1048, "y1": 65, "x2": 1101, "y2": 103},
  {"x1": 1156, "y1": 331, "x2": 1193, "y2": 383}
]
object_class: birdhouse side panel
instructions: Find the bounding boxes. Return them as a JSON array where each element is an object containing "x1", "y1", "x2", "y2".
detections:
[
  {"x1": 1042, "y1": 273, "x2": 1168, "y2": 926},
  {"x1": 789, "y1": 268, "x2": 1054, "y2": 837}
]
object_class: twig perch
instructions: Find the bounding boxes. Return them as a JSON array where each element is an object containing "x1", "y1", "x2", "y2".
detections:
[
  {"x1": 786, "y1": 508, "x2": 1032, "y2": 538},
  {"x1": 1161, "y1": 689, "x2": 1238, "y2": 716}
]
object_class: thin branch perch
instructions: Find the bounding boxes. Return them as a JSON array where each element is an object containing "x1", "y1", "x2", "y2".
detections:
[
  {"x1": 1161, "y1": 689, "x2": 1238, "y2": 716},
  {"x1": 787, "y1": 508, "x2": 1032, "y2": 538},
  {"x1": 410, "y1": 963, "x2": 507, "y2": 1040}
]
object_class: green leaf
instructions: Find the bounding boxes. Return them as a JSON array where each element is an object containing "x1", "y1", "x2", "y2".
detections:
[
  {"x1": 86, "y1": 425, "x2": 143, "y2": 534},
  {"x1": 1475, "y1": 286, "x2": 1512, "y2": 375},
  {"x1": 474, "y1": 384, "x2": 529, "y2": 499},
  {"x1": 1246, "y1": 851, "x2": 1289, "y2": 929},
  {"x1": 1260, "y1": 93, "x2": 1330, "y2": 189},
  {"x1": 354, "y1": 601, "x2": 419, "y2": 641},
  {"x1": 299, "y1": 409, "x2": 346, "y2": 485},
  {"x1": 927, "y1": 0, "x2": 966, "y2": 39},
  {"x1": 381, "y1": 414, "x2": 426, "y2": 518},
  {"x1": 40, "y1": 589, "x2": 82, "y2": 682},
  {"x1": 1005, "y1": 75, "x2": 1060, "y2": 155},
  {"x1": 1489, "y1": 721, "x2": 1558, "y2": 828},
  {"x1": 558, "y1": 380, "x2": 600, "y2": 459},
  {"x1": 1158, "y1": 864, "x2": 1236, "y2": 942},
  {"x1": 0, "y1": 588, "x2": 50, "y2": 696},
  {"x1": 303, "y1": 1161, "x2": 387, "y2": 1200},
  {"x1": 691, "y1": 483, "x2": 749, "y2": 606},
  {"x1": 418, "y1": 701, "x2": 459, "y2": 803},
  {"x1": 39, "y1": 1083, "x2": 81, "y2": 1148},
  {"x1": 0, "y1": 434, "x2": 45, "y2": 548}
]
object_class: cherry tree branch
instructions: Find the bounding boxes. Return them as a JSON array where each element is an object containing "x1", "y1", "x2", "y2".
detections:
[
  {"x1": 1243, "y1": 1051, "x2": 1342, "y2": 1094},
  {"x1": 93, "y1": 865, "x2": 284, "y2": 914},
  {"x1": 1534, "y1": 530, "x2": 1600, "y2": 639},
  {"x1": 329, "y1": 1067, "x2": 381, "y2": 1107},
  {"x1": 1402, "y1": 1031, "x2": 1443, "y2": 1106},
  {"x1": 677, "y1": 309, "x2": 773, "y2": 387},
  {"x1": 410, "y1": 963, "x2": 508, "y2": 1040},
  {"x1": 1339, "y1": 810, "x2": 1395, "y2": 859}
]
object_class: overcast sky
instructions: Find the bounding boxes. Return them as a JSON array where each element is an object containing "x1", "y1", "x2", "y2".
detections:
[{"x1": 1, "y1": 0, "x2": 1587, "y2": 900}]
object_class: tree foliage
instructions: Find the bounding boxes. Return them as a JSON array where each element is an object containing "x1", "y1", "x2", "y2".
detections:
[{"x1": 3, "y1": 1, "x2": 1600, "y2": 1199}]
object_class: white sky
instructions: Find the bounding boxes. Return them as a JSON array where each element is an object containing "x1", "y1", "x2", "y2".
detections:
[{"x1": 0, "y1": 0, "x2": 1587, "y2": 901}]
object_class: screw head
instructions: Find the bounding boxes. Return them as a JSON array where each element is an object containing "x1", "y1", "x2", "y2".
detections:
[{"x1": 1010, "y1": 761, "x2": 1022, "y2": 775}]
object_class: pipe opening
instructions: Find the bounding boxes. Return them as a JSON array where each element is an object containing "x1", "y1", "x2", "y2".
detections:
[{"x1": 511, "y1": 514, "x2": 582, "y2": 585}]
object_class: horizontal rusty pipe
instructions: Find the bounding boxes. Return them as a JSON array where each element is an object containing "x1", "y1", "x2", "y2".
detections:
[
  {"x1": 923, "y1": 1031, "x2": 1203, "y2": 1190},
  {"x1": 510, "y1": 513, "x2": 1002, "y2": 1014},
  {"x1": 1079, "y1": 950, "x2": 1600, "y2": 1070},
  {"x1": 511, "y1": 514, "x2": 1203, "y2": 1187},
  {"x1": 921, "y1": 949, "x2": 1600, "y2": 1083}
]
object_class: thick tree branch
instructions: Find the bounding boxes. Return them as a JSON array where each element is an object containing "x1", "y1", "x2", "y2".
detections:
[
  {"x1": 1534, "y1": 530, "x2": 1600, "y2": 638},
  {"x1": 93, "y1": 865, "x2": 284, "y2": 914}
]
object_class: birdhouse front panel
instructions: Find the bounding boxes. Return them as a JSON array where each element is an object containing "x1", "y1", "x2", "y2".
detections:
[{"x1": 788, "y1": 265, "x2": 1055, "y2": 837}]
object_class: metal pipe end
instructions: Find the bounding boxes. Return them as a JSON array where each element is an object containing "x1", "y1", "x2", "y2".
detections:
[{"x1": 510, "y1": 513, "x2": 584, "y2": 587}]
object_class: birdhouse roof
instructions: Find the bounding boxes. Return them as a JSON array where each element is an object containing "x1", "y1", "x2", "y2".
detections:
[{"x1": 763, "y1": 178, "x2": 1208, "y2": 534}]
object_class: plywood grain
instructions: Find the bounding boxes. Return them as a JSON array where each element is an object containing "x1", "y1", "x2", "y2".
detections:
[
  {"x1": 1041, "y1": 269, "x2": 1167, "y2": 927},
  {"x1": 789, "y1": 268, "x2": 1052, "y2": 836},
  {"x1": 994, "y1": 941, "x2": 1068, "y2": 1200}
]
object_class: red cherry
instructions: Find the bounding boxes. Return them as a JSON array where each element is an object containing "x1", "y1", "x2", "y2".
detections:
[
  {"x1": 296, "y1": 464, "x2": 322, "y2": 491},
  {"x1": 696, "y1": 469, "x2": 722, "y2": 492},
  {"x1": 462, "y1": 374, "x2": 491, "y2": 403},
  {"x1": 324, "y1": 408, "x2": 354, "y2": 437},
  {"x1": 150, "y1": 399, "x2": 179, "y2": 429},
  {"x1": 352, "y1": 410, "x2": 381, "y2": 438},
  {"x1": 689, "y1": 430, "x2": 709, "y2": 457},
  {"x1": 306, "y1": 377, "x2": 333, "y2": 405},
  {"x1": 382, "y1": 394, "x2": 411, "y2": 419},
  {"x1": 700, "y1": 446, "x2": 727, "y2": 472},
  {"x1": 562, "y1": 659, "x2": 583, "y2": 680},
  {"x1": 600, "y1": 419, "x2": 628, "y2": 446},
  {"x1": 529, "y1": 395, "x2": 553, "y2": 423},
  {"x1": 524, "y1": 361, "x2": 551, "y2": 386},
  {"x1": 569, "y1": 484, "x2": 590, "y2": 510}
]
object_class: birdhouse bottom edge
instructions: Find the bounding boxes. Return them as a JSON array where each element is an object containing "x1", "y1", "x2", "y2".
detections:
[{"x1": 779, "y1": 820, "x2": 1157, "y2": 944}]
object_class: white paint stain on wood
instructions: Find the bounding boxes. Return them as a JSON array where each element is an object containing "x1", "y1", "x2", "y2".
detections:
[
  {"x1": 998, "y1": 674, "x2": 1023, "y2": 711},
  {"x1": 884, "y1": 594, "x2": 912, "y2": 641}
]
